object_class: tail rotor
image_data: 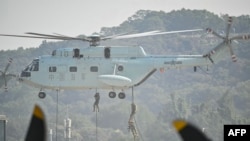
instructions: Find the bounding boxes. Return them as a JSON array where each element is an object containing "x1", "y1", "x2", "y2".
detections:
[
  {"x1": 0, "y1": 58, "x2": 16, "y2": 91},
  {"x1": 206, "y1": 28, "x2": 224, "y2": 40},
  {"x1": 206, "y1": 16, "x2": 250, "y2": 62}
]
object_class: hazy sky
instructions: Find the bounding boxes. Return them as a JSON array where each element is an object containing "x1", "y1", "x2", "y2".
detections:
[{"x1": 0, "y1": 0, "x2": 249, "y2": 50}]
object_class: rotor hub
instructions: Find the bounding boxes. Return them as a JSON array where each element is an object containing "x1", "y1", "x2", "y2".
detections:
[{"x1": 88, "y1": 34, "x2": 101, "y2": 46}]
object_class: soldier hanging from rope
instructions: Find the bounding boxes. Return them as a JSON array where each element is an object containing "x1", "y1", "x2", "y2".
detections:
[
  {"x1": 128, "y1": 103, "x2": 138, "y2": 139},
  {"x1": 93, "y1": 92, "x2": 100, "y2": 112}
]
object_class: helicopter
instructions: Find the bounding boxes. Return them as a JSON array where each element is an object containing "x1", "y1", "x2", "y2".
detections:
[{"x1": 0, "y1": 16, "x2": 249, "y2": 99}]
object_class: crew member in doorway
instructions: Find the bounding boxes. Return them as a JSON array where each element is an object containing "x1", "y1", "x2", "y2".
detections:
[{"x1": 93, "y1": 93, "x2": 100, "y2": 112}]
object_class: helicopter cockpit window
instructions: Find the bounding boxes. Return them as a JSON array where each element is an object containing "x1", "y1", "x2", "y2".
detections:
[
  {"x1": 24, "y1": 63, "x2": 31, "y2": 71},
  {"x1": 26, "y1": 59, "x2": 39, "y2": 71},
  {"x1": 49, "y1": 66, "x2": 57, "y2": 72},
  {"x1": 69, "y1": 66, "x2": 77, "y2": 72},
  {"x1": 52, "y1": 50, "x2": 56, "y2": 56},
  {"x1": 32, "y1": 61, "x2": 39, "y2": 71}
]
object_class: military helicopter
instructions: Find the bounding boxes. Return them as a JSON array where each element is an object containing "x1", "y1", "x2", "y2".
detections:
[{"x1": 0, "y1": 17, "x2": 249, "y2": 99}]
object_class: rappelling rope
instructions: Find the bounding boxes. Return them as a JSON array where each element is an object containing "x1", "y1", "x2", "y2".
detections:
[
  {"x1": 134, "y1": 117, "x2": 145, "y2": 141},
  {"x1": 128, "y1": 106, "x2": 138, "y2": 140},
  {"x1": 93, "y1": 89, "x2": 99, "y2": 141},
  {"x1": 197, "y1": 66, "x2": 212, "y2": 75},
  {"x1": 96, "y1": 110, "x2": 98, "y2": 141},
  {"x1": 56, "y1": 89, "x2": 59, "y2": 141},
  {"x1": 129, "y1": 87, "x2": 145, "y2": 141}
]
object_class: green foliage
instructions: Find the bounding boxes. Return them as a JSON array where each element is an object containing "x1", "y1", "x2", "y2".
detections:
[{"x1": 0, "y1": 9, "x2": 250, "y2": 141}]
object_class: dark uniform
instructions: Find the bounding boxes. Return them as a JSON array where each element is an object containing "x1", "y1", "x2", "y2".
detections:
[
  {"x1": 128, "y1": 103, "x2": 138, "y2": 139},
  {"x1": 128, "y1": 103, "x2": 136, "y2": 122},
  {"x1": 93, "y1": 93, "x2": 100, "y2": 112}
]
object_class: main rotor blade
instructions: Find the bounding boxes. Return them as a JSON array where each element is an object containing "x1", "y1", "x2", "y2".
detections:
[
  {"x1": 206, "y1": 28, "x2": 225, "y2": 39},
  {"x1": 26, "y1": 32, "x2": 68, "y2": 38},
  {"x1": 146, "y1": 29, "x2": 202, "y2": 36},
  {"x1": 112, "y1": 29, "x2": 202, "y2": 40},
  {"x1": 53, "y1": 33, "x2": 89, "y2": 40},
  {"x1": 225, "y1": 17, "x2": 233, "y2": 39},
  {"x1": 0, "y1": 32, "x2": 90, "y2": 42},
  {"x1": 0, "y1": 34, "x2": 71, "y2": 40},
  {"x1": 101, "y1": 32, "x2": 134, "y2": 40},
  {"x1": 230, "y1": 34, "x2": 250, "y2": 40},
  {"x1": 26, "y1": 32, "x2": 90, "y2": 41},
  {"x1": 111, "y1": 30, "x2": 160, "y2": 39}
]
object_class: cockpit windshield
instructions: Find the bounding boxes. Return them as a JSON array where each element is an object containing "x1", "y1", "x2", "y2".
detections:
[{"x1": 24, "y1": 59, "x2": 39, "y2": 72}]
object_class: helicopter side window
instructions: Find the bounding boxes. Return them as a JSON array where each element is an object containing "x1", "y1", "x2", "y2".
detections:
[
  {"x1": 52, "y1": 50, "x2": 56, "y2": 56},
  {"x1": 49, "y1": 66, "x2": 57, "y2": 72},
  {"x1": 90, "y1": 66, "x2": 98, "y2": 72},
  {"x1": 104, "y1": 47, "x2": 110, "y2": 59},
  {"x1": 69, "y1": 66, "x2": 77, "y2": 72},
  {"x1": 73, "y1": 48, "x2": 80, "y2": 58}
]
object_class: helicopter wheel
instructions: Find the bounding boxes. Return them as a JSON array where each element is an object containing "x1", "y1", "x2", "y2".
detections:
[
  {"x1": 38, "y1": 91, "x2": 46, "y2": 99},
  {"x1": 109, "y1": 91, "x2": 116, "y2": 98},
  {"x1": 118, "y1": 92, "x2": 126, "y2": 99}
]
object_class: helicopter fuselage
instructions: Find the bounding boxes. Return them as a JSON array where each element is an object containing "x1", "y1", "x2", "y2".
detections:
[
  {"x1": 1, "y1": 16, "x2": 246, "y2": 99},
  {"x1": 19, "y1": 45, "x2": 212, "y2": 91}
]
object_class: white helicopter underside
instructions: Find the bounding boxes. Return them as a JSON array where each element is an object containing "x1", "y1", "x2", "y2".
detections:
[{"x1": 20, "y1": 74, "x2": 134, "y2": 90}]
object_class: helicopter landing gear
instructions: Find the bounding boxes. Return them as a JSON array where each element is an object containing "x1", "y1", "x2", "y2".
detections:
[
  {"x1": 108, "y1": 91, "x2": 126, "y2": 99},
  {"x1": 108, "y1": 91, "x2": 116, "y2": 98},
  {"x1": 38, "y1": 91, "x2": 46, "y2": 99},
  {"x1": 118, "y1": 92, "x2": 126, "y2": 99}
]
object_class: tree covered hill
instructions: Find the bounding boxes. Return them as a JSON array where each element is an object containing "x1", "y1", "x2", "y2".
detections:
[{"x1": 0, "y1": 9, "x2": 250, "y2": 141}]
